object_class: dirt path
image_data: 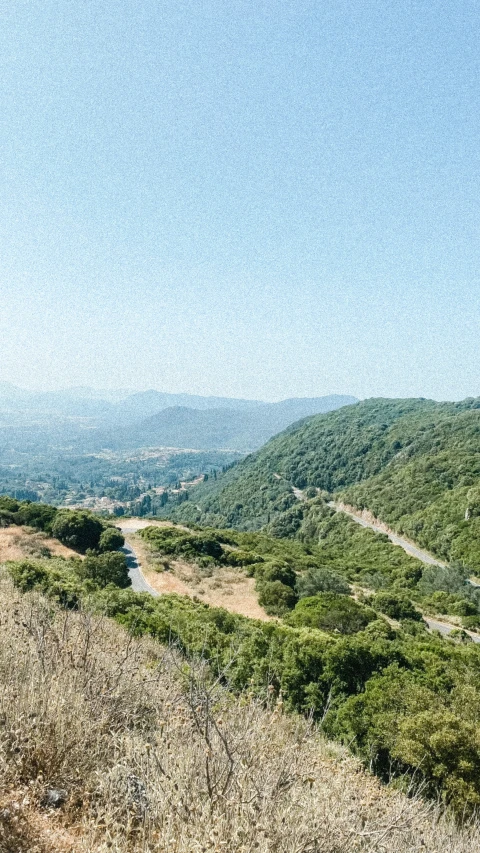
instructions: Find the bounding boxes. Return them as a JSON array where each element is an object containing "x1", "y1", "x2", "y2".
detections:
[{"x1": 117, "y1": 519, "x2": 271, "y2": 621}]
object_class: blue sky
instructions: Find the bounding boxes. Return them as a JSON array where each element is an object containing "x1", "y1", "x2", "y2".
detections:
[{"x1": 1, "y1": 0, "x2": 479, "y2": 401}]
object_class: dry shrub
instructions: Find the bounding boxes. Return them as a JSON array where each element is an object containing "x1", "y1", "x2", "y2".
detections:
[
  {"x1": 12, "y1": 531, "x2": 52, "y2": 559},
  {"x1": 0, "y1": 571, "x2": 478, "y2": 853}
]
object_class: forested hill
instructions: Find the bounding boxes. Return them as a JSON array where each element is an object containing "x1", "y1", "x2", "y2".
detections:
[
  {"x1": 161, "y1": 397, "x2": 480, "y2": 568},
  {"x1": 98, "y1": 394, "x2": 357, "y2": 452}
]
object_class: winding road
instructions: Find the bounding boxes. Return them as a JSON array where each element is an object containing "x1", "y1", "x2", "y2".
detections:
[
  {"x1": 278, "y1": 482, "x2": 480, "y2": 644},
  {"x1": 328, "y1": 501, "x2": 444, "y2": 567},
  {"x1": 327, "y1": 501, "x2": 480, "y2": 643},
  {"x1": 117, "y1": 509, "x2": 480, "y2": 644},
  {"x1": 118, "y1": 519, "x2": 159, "y2": 597}
]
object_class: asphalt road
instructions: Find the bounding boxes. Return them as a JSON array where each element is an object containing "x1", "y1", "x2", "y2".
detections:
[
  {"x1": 117, "y1": 514, "x2": 480, "y2": 643},
  {"x1": 329, "y1": 502, "x2": 444, "y2": 567},
  {"x1": 424, "y1": 616, "x2": 480, "y2": 644},
  {"x1": 328, "y1": 503, "x2": 480, "y2": 643},
  {"x1": 118, "y1": 521, "x2": 159, "y2": 597}
]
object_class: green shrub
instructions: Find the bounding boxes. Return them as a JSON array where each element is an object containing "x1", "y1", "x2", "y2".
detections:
[
  {"x1": 14, "y1": 502, "x2": 57, "y2": 532},
  {"x1": 257, "y1": 580, "x2": 298, "y2": 616},
  {"x1": 224, "y1": 549, "x2": 260, "y2": 567},
  {"x1": 7, "y1": 559, "x2": 51, "y2": 592},
  {"x1": 98, "y1": 526, "x2": 125, "y2": 552},
  {"x1": 288, "y1": 593, "x2": 376, "y2": 635},
  {"x1": 79, "y1": 551, "x2": 130, "y2": 588},
  {"x1": 370, "y1": 592, "x2": 422, "y2": 621},
  {"x1": 140, "y1": 526, "x2": 224, "y2": 562},
  {"x1": 422, "y1": 590, "x2": 479, "y2": 618},
  {"x1": 297, "y1": 566, "x2": 350, "y2": 598},
  {"x1": 255, "y1": 560, "x2": 296, "y2": 588},
  {"x1": 7, "y1": 551, "x2": 480, "y2": 816},
  {"x1": 51, "y1": 509, "x2": 105, "y2": 553}
]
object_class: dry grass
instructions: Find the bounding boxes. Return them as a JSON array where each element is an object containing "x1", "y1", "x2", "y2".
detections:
[
  {"x1": 134, "y1": 533, "x2": 272, "y2": 621},
  {"x1": 0, "y1": 527, "x2": 78, "y2": 563},
  {"x1": 0, "y1": 571, "x2": 479, "y2": 853}
]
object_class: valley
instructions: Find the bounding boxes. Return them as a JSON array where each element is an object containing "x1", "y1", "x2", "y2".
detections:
[{"x1": 3, "y1": 394, "x2": 480, "y2": 828}]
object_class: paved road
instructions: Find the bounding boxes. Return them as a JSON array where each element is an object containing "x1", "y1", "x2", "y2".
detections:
[
  {"x1": 118, "y1": 521, "x2": 159, "y2": 597},
  {"x1": 117, "y1": 515, "x2": 480, "y2": 644},
  {"x1": 121, "y1": 541, "x2": 159, "y2": 596},
  {"x1": 327, "y1": 503, "x2": 480, "y2": 643},
  {"x1": 329, "y1": 502, "x2": 444, "y2": 567},
  {"x1": 424, "y1": 616, "x2": 480, "y2": 644}
]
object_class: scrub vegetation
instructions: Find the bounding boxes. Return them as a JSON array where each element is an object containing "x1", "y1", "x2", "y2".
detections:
[
  {"x1": 2, "y1": 575, "x2": 478, "y2": 853},
  {"x1": 5, "y1": 529, "x2": 480, "y2": 818},
  {"x1": 162, "y1": 399, "x2": 480, "y2": 572},
  {"x1": 3, "y1": 396, "x2": 480, "y2": 838}
]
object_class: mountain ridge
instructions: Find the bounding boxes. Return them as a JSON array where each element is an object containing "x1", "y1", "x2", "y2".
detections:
[
  {"x1": 100, "y1": 394, "x2": 358, "y2": 451},
  {"x1": 159, "y1": 396, "x2": 480, "y2": 570}
]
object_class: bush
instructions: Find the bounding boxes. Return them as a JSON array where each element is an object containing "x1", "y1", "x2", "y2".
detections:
[
  {"x1": 288, "y1": 593, "x2": 376, "y2": 635},
  {"x1": 0, "y1": 497, "x2": 58, "y2": 532},
  {"x1": 332, "y1": 666, "x2": 480, "y2": 812},
  {"x1": 255, "y1": 560, "x2": 296, "y2": 589},
  {"x1": 224, "y1": 549, "x2": 260, "y2": 567},
  {"x1": 140, "y1": 526, "x2": 225, "y2": 563},
  {"x1": 52, "y1": 510, "x2": 105, "y2": 553},
  {"x1": 422, "y1": 590, "x2": 479, "y2": 618},
  {"x1": 257, "y1": 580, "x2": 298, "y2": 616},
  {"x1": 79, "y1": 552, "x2": 130, "y2": 588},
  {"x1": 297, "y1": 566, "x2": 350, "y2": 598},
  {"x1": 7, "y1": 559, "x2": 51, "y2": 592},
  {"x1": 14, "y1": 502, "x2": 57, "y2": 532},
  {"x1": 370, "y1": 592, "x2": 422, "y2": 621},
  {"x1": 99, "y1": 526, "x2": 125, "y2": 552}
]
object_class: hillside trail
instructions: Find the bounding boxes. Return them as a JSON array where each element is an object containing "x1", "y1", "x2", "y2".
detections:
[
  {"x1": 118, "y1": 517, "x2": 192, "y2": 595},
  {"x1": 281, "y1": 481, "x2": 480, "y2": 644}
]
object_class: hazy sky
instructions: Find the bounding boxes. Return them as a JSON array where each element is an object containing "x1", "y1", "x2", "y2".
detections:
[{"x1": 1, "y1": 0, "x2": 479, "y2": 401}]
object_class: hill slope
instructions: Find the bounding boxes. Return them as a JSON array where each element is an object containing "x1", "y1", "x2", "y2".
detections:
[
  {"x1": 162, "y1": 397, "x2": 480, "y2": 568},
  {"x1": 98, "y1": 394, "x2": 358, "y2": 451},
  {"x1": 1, "y1": 574, "x2": 477, "y2": 852}
]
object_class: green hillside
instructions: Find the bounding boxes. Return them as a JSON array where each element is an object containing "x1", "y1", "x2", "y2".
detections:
[{"x1": 161, "y1": 397, "x2": 480, "y2": 568}]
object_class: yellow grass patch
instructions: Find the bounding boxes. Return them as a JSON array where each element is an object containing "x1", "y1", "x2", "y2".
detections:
[
  {"x1": 130, "y1": 532, "x2": 272, "y2": 621},
  {"x1": 0, "y1": 574, "x2": 478, "y2": 853},
  {"x1": 0, "y1": 527, "x2": 78, "y2": 563}
]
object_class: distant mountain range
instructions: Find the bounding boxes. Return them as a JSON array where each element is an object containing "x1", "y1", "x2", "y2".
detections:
[
  {"x1": 0, "y1": 384, "x2": 265, "y2": 421},
  {"x1": 0, "y1": 385, "x2": 357, "y2": 451},
  {"x1": 100, "y1": 395, "x2": 358, "y2": 451}
]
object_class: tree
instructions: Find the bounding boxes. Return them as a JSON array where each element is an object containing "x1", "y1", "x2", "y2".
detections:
[
  {"x1": 288, "y1": 593, "x2": 376, "y2": 635},
  {"x1": 257, "y1": 580, "x2": 298, "y2": 616},
  {"x1": 79, "y1": 551, "x2": 130, "y2": 588},
  {"x1": 370, "y1": 591, "x2": 422, "y2": 621},
  {"x1": 99, "y1": 526, "x2": 125, "y2": 552},
  {"x1": 297, "y1": 566, "x2": 350, "y2": 598},
  {"x1": 52, "y1": 510, "x2": 104, "y2": 553}
]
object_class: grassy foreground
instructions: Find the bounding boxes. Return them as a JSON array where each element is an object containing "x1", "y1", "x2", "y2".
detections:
[{"x1": 0, "y1": 572, "x2": 479, "y2": 853}]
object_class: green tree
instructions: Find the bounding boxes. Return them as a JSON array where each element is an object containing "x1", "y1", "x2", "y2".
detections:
[
  {"x1": 370, "y1": 591, "x2": 422, "y2": 621},
  {"x1": 51, "y1": 510, "x2": 104, "y2": 553},
  {"x1": 257, "y1": 580, "x2": 298, "y2": 616},
  {"x1": 79, "y1": 551, "x2": 130, "y2": 588},
  {"x1": 99, "y1": 526, "x2": 125, "y2": 552},
  {"x1": 297, "y1": 566, "x2": 350, "y2": 598},
  {"x1": 288, "y1": 593, "x2": 376, "y2": 635}
]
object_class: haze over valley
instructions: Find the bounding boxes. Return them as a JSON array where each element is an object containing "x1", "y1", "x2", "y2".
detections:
[{"x1": 0, "y1": 383, "x2": 356, "y2": 512}]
